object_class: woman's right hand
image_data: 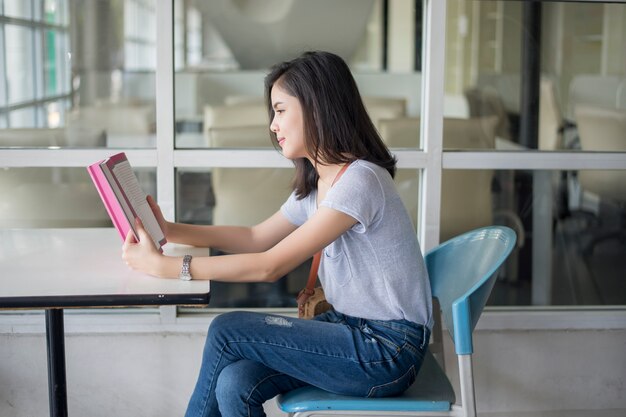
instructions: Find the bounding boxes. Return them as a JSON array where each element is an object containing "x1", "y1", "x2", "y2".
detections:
[{"x1": 147, "y1": 195, "x2": 171, "y2": 239}]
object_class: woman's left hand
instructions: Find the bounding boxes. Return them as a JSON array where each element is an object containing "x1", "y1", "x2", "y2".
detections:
[{"x1": 122, "y1": 218, "x2": 165, "y2": 277}]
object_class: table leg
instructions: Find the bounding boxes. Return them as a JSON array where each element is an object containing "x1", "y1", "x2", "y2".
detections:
[{"x1": 45, "y1": 309, "x2": 68, "y2": 417}]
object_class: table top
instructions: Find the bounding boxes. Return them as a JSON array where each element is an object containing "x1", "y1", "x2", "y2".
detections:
[{"x1": 0, "y1": 228, "x2": 211, "y2": 309}]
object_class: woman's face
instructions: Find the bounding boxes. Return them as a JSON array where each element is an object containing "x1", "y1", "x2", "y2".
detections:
[{"x1": 270, "y1": 84, "x2": 308, "y2": 160}]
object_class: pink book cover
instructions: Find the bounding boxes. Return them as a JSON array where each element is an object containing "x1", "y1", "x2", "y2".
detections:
[
  {"x1": 87, "y1": 157, "x2": 133, "y2": 241},
  {"x1": 87, "y1": 152, "x2": 166, "y2": 252}
]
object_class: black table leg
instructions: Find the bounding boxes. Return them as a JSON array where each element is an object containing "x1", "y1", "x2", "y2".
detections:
[{"x1": 45, "y1": 309, "x2": 68, "y2": 417}]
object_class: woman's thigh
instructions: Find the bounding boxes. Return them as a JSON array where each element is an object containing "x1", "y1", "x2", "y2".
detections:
[{"x1": 209, "y1": 311, "x2": 420, "y2": 397}]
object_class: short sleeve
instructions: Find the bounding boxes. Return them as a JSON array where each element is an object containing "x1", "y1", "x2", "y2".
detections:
[
  {"x1": 320, "y1": 163, "x2": 385, "y2": 233},
  {"x1": 280, "y1": 191, "x2": 309, "y2": 226}
]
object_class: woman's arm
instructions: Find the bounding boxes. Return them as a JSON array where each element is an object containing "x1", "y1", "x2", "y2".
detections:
[
  {"x1": 148, "y1": 195, "x2": 295, "y2": 254},
  {"x1": 122, "y1": 206, "x2": 358, "y2": 282},
  {"x1": 166, "y1": 211, "x2": 297, "y2": 254}
]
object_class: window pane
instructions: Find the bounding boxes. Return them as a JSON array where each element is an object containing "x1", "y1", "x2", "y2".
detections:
[
  {"x1": 4, "y1": 0, "x2": 33, "y2": 20},
  {"x1": 5, "y1": 25, "x2": 35, "y2": 105},
  {"x1": 441, "y1": 168, "x2": 626, "y2": 307},
  {"x1": 0, "y1": 0, "x2": 157, "y2": 147},
  {"x1": 0, "y1": 166, "x2": 155, "y2": 228},
  {"x1": 395, "y1": 168, "x2": 420, "y2": 233},
  {"x1": 174, "y1": 0, "x2": 423, "y2": 150},
  {"x1": 444, "y1": 1, "x2": 626, "y2": 151},
  {"x1": 176, "y1": 167, "x2": 294, "y2": 226},
  {"x1": 44, "y1": 0, "x2": 68, "y2": 25},
  {"x1": 44, "y1": 30, "x2": 69, "y2": 97},
  {"x1": 68, "y1": 0, "x2": 156, "y2": 148},
  {"x1": 8, "y1": 107, "x2": 37, "y2": 128},
  {"x1": 176, "y1": 167, "x2": 302, "y2": 308}
]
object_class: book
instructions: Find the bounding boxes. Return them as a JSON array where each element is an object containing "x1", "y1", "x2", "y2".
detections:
[{"x1": 87, "y1": 152, "x2": 167, "y2": 252}]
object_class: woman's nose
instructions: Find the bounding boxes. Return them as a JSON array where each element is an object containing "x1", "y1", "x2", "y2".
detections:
[{"x1": 270, "y1": 118, "x2": 279, "y2": 133}]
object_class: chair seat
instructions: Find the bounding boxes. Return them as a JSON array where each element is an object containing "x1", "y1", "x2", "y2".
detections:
[{"x1": 277, "y1": 350, "x2": 455, "y2": 413}]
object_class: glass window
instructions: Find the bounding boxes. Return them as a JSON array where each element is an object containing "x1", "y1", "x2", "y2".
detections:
[
  {"x1": 173, "y1": 0, "x2": 422, "y2": 150},
  {"x1": 8, "y1": 107, "x2": 37, "y2": 128},
  {"x1": 440, "y1": 0, "x2": 626, "y2": 308},
  {"x1": 441, "y1": 167, "x2": 626, "y2": 307},
  {"x1": 444, "y1": 1, "x2": 626, "y2": 151},
  {"x1": 44, "y1": 0, "x2": 69, "y2": 25},
  {"x1": 3, "y1": 0, "x2": 33, "y2": 20},
  {"x1": 44, "y1": 29, "x2": 69, "y2": 97},
  {"x1": 5, "y1": 25, "x2": 35, "y2": 105},
  {"x1": 394, "y1": 168, "x2": 420, "y2": 232},
  {"x1": 0, "y1": 166, "x2": 155, "y2": 228},
  {"x1": 176, "y1": 167, "x2": 294, "y2": 226},
  {"x1": 124, "y1": 0, "x2": 156, "y2": 71},
  {"x1": 0, "y1": 0, "x2": 156, "y2": 147},
  {"x1": 176, "y1": 167, "x2": 301, "y2": 308}
]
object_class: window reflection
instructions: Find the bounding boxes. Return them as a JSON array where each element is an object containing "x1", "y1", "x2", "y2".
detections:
[
  {"x1": 173, "y1": 0, "x2": 423, "y2": 150},
  {"x1": 445, "y1": 167, "x2": 626, "y2": 307},
  {"x1": 176, "y1": 167, "x2": 303, "y2": 309},
  {"x1": 0, "y1": 167, "x2": 155, "y2": 228},
  {"x1": 444, "y1": 1, "x2": 626, "y2": 151},
  {"x1": 0, "y1": 0, "x2": 156, "y2": 148}
]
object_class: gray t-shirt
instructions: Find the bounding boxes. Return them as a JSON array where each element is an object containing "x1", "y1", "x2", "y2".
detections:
[{"x1": 281, "y1": 160, "x2": 433, "y2": 328}]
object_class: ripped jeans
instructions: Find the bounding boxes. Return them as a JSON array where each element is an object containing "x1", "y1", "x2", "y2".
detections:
[{"x1": 184, "y1": 310, "x2": 430, "y2": 417}]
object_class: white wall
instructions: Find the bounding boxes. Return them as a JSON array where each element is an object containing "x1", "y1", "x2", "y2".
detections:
[{"x1": 0, "y1": 311, "x2": 625, "y2": 417}]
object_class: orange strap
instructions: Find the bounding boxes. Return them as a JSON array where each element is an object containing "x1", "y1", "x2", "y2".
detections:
[{"x1": 299, "y1": 162, "x2": 352, "y2": 300}]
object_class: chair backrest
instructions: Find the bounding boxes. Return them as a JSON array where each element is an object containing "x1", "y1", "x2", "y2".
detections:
[
  {"x1": 566, "y1": 75, "x2": 622, "y2": 120},
  {"x1": 425, "y1": 226, "x2": 516, "y2": 355}
]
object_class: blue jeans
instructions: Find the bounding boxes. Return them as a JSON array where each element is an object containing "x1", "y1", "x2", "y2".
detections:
[{"x1": 184, "y1": 310, "x2": 430, "y2": 417}]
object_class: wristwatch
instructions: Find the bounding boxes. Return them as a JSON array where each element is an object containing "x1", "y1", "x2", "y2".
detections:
[{"x1": 179, "y1": 255, "x2": 193, "y2": 281}]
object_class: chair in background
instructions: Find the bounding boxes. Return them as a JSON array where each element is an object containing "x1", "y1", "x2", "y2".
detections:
[
  {"x1": 277, "y1": 226, "x2": 517, "y2": 417},
  {"x1": 0, "y1": 128, "x2": 110, "y2": 228},
  {"x1": 203, "y1": 103, "x2": 292, "y2": 227},
  {"x1": 464, "y1": 86, "x2": 512, "y2": 141},
  {"x1": 574, "y1": 105, "x2": 626, "y2": 254},
  {"x1": 362, "y1": 96, "x2": 407, "y2": 129},
  {"x1": 566, "y1": 75, "x2": 622, "y2": 121}
]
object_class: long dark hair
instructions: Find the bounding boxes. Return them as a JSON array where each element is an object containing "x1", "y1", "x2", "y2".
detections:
[{"x1": 264, "y1": 50, "x2": 396, "y2": 199}]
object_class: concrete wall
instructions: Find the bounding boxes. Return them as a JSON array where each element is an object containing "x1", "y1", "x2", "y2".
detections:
[{"x1": 0, "y1": 311, "x2": 625, "y2": 417}]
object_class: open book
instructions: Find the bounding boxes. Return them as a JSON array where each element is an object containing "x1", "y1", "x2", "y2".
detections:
[{"x1": 87, "y1": 152, "x2": 167, "y2": 252}]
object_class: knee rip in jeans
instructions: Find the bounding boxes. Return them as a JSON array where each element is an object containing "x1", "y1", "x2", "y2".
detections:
[{"x1": 264, "y1": 316, "x2": 293, "y2": 327}]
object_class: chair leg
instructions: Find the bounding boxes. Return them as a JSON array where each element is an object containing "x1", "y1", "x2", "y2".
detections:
[{"x1": 458, "y1": 355, "x2": 477, "y2": 417}]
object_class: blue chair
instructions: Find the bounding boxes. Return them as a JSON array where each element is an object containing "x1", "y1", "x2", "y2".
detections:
[{"x1": 277, "y1": 226, "x2": 517, "y2": 417}]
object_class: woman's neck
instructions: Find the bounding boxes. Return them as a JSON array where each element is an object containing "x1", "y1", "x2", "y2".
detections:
[{"x1": 316, "y1": 163, "x2": 346, "y2": 187}]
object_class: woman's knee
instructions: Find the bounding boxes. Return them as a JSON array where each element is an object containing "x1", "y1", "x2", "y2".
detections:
[
  {"x1": 209, "y1": 311, "x2": 257, "y2": 334},
  {"x1": 206, "y1": 311, "x2": 251, "y2": 344}
]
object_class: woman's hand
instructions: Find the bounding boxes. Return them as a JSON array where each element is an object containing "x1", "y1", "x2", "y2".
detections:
[
  {"x1": 146, "y1": 195, "x2": 171, "y2": 239},
  {"x1": 122, "y1": 218, "x2": 167, "y2": 278}
]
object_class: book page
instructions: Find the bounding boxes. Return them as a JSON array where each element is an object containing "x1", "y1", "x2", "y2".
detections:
[{"x1": 109, "y1": 159, "x2": 165, "y2": 249}]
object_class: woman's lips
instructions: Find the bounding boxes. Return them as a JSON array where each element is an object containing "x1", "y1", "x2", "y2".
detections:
[{"x1": 278, "y1": 137, "x2": 286, "y2": 146}]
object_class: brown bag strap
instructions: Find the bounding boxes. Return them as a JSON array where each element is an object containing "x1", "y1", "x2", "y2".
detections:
[{"x1": 297, "y1": 162, "x2": 351, "y2": 311}]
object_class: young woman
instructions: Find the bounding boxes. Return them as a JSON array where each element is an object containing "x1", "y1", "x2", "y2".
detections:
[{"x1": 122, "y1": 50, "x2": 433, "y2": 417}]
